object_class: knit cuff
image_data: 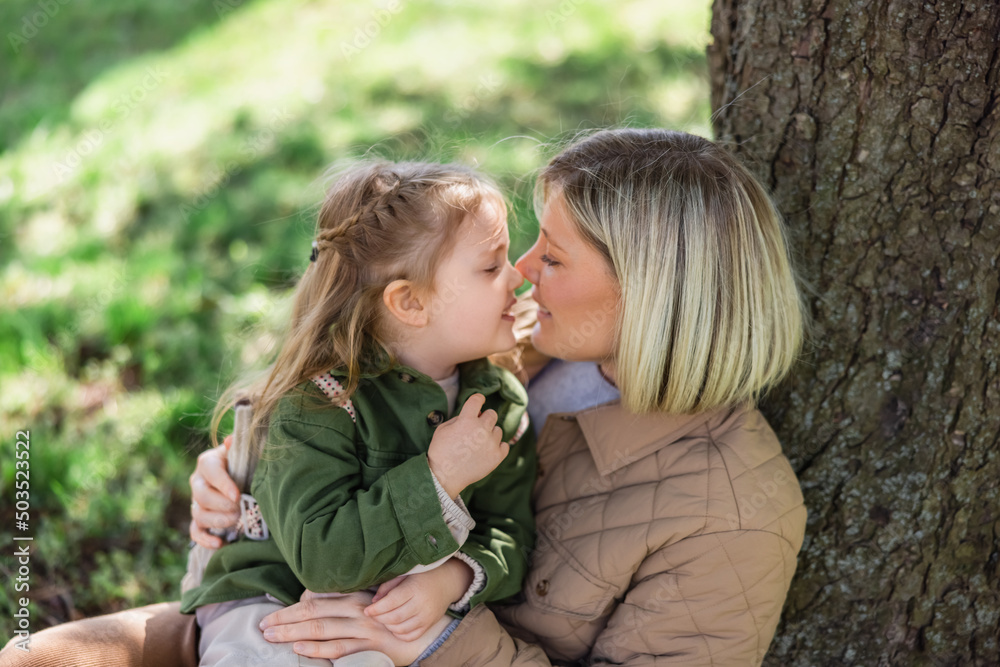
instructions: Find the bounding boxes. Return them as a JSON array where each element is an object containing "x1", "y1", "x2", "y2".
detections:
[
  {"x1": 448, "y1": 551, "x2": 486, "y2": 613},
  {"x1": 429, "y1": 469, "x2": 475, "y2": 545}
]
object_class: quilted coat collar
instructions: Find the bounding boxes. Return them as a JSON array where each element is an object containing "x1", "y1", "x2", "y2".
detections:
[{"x1": 574, "y1": 401, "x2": 731, "y2": 476}]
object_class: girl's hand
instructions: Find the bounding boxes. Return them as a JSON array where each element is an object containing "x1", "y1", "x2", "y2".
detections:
[
  {"x1": 427, "y1": 393, "x2": 508, "y2": 498},
  {"x1": 366, "y1": 559, "x2": 473, "y2": 641},
  {"x1": 188, "y1": 436, "x2": 241, "y2": 548},
  {"x1": 259, "y1": 590, "x2": 447, "y2": 664}
]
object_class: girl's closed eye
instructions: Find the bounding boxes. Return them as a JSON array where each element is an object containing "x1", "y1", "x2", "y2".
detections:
[{"x1": 485, "y1": 265, "x2": 500, "y2": 273}]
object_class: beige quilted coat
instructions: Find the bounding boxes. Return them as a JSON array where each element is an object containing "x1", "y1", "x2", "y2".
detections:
[{"x1": 424, "y1": 400, "x2": 807, "y2": 666}]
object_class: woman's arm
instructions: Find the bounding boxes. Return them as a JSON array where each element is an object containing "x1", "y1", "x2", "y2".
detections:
[
  {"x1": 257, "y1": 593, "x2": 551, "y2": 666},
  {"x1": 257, "y1": 591, "x2": 448, "y2": 664},
  {"x1": 418, "y1": 605, "x2": 551, "y2": 666},
  {"x1": 251, "y1": 498, "x2": 794, "y2": 666}
]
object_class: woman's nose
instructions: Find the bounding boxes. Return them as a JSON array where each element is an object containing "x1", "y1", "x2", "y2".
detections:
[
  {"x1": 515, "y1": 241, "x2": 541, "y2": 283},
  {"x1": 507, "y1": 261, "x2": 525, "y2": 290}
]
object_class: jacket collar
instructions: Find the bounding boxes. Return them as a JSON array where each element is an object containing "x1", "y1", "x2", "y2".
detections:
[
  {"x1": 326, "y1": 358, "x2": 524, "y2": 405},
  {"x1": 572, "y1": 400, "x2": 731, "y2": 476}
]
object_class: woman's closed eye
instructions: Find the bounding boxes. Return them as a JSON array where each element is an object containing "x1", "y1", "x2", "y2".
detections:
[
  {"x1": 540, "y1": 254, "x2": 560, "y2": 267},
  {"x1": 485, "y1": 265, "x2": 500, "y2": 273}
]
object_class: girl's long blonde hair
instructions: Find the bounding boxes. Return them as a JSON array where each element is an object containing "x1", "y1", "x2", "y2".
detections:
[
  {"x1": 210, "y1": 161, "x2": 504, "y2": 464},
  {"x1": 539, "y1": 129, "x2": 805, "y2": 414}
]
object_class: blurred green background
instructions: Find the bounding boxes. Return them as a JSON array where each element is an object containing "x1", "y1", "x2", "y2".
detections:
[{"x1": 0, "y1": 0, "x2": 710, "y2": 634}]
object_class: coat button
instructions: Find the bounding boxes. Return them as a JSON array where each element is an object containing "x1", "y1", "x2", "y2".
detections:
[
  {"x1": 535, "y1": 579, "x2": 549, "y2": 597},
  {"x1": 427, "y1": 410, "x2": 445, "y2": 426},
  {"x1": 428, "y1": 534, "x2": 438, "y2": 547},
  {"x1": 399, "y1": 372, "x2": 415, "y2": 383}
]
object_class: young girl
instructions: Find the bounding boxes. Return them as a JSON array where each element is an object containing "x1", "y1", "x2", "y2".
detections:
[{"x1": 180, "y1": 161, "x2": 536, "y2": 666}]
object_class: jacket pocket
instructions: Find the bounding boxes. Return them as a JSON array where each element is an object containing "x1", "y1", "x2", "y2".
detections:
[
  {"x1": 359, "y1": 450, "x2": 410, "y2": 487},
  {"x1": 525, "y1": 534, "x2": 617, "y2": 621}
]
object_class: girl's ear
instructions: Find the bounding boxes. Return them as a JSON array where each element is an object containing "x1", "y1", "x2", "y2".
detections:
[{"x1": 383, "y1": 279, "x2": 429, "y2": 327}]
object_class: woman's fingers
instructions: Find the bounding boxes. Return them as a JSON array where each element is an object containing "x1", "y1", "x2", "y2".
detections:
[
  {"x1": 263, "y1": 616, "x2": 366, "y2": 644},
  {"x1": 260, "y1": 593, "x2": 371, "y2": 632},
  {"x1": 189, "y1": 519, "x2": 223, "y2": 549},
  {"x1": 189, "y1": 481, "x2": 239, "y2": 530},
  {"x1": 195, "y1": 445, "x2": 241, "y2": 505},
  {"x1": 255, "y1": 589, "x2": 435, "y2": 663},
  {"x1": 186, "y1": 443, "x2": 242, "y2": 545},
  {"x1": 190, "y1": 487, "x2": 239, "y2": 524},
  {"x1": 189, "y1": 524, "x2": 218, "y2": 549},
  {"x1": 189, "y1": 446, "x2": 241, "y2": 534},
  {"x1": 292, "y1": 639, "x2": 371, "y2": 660},
  {"x1": 300, "y1": 589, "x2": 350, "y2": 601}
]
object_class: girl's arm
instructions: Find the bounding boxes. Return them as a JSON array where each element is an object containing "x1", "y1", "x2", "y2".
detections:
[
  {"x1": 257, "y1": 386, "x2": 512, "y2": 595},
  {"x1": 453, "y1": 420, "x2": 536, "y2": 608},
  {"x1": 253, "y1": 404, "x2": 461, "y2": 594},
  {"x1": 188, "y1": 393, "x2": 534, "y2": 608},
  {"x1": 364, "y1": 417, "x2": 536, "y2": 641},
  {"x1": 420, "y1": 365, "x2": 537, "y2": 612}
]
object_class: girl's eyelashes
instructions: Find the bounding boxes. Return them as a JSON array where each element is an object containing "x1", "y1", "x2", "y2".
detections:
[
  {"x1": 540, "y1": 254, "x2": 560, "y2": 267},
  {"x1": 486, "y1": 250, "x2": 509, "y2": 273}
]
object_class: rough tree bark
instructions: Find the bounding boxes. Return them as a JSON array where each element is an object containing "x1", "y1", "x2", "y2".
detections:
[{"x1": 708, "y1": 0, "x2": 1000, "y2": 664}]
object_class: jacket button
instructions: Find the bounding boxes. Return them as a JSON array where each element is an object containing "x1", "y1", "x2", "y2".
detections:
[
  {"x1": 399, "y1": 372, "x2": 415, "y2": 383},
  {"x1": 427, "y1": 410, "x2": 445, "y2": 426},
  {"x1": 535, "y1": 579, "x2": 549, "y2": 597},
  {"x1": 428, "y1": 534, "x2": 438, "y2": 547}
]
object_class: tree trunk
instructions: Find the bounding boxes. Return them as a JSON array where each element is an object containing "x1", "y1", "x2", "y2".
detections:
[{"x1": 708, "y1": 0, "x2": 1000, "y2": 664}]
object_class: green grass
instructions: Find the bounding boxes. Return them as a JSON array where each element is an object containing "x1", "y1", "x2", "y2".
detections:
[{"x1": 0, "y1": 0, "x2": 711, "y2": 635}]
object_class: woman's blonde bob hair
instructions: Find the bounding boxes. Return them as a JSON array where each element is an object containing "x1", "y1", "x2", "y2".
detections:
[
  {"x1": 539, "y1": 129, "x2": 805, "y2": 414},
  {"x1": 209, "y1": 161, "x2": 504, "y2": 457}
]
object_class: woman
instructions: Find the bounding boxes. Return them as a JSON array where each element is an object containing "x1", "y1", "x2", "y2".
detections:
[{"x1": 3, "y1": 129, "x2": 806, "y2": 666}]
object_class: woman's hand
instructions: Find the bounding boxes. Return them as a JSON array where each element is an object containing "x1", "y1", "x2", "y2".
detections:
[
  {"x1": 259, "y1": 590, "x2": 449, "y2": 664},
  {"x1": 189, "y1": 436, "x2": 241, "y2": 548}
]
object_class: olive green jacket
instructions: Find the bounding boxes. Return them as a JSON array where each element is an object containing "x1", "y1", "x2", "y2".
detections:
[{"x1": 180, "y1": 359, "x2": 536, "y2": 613}]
